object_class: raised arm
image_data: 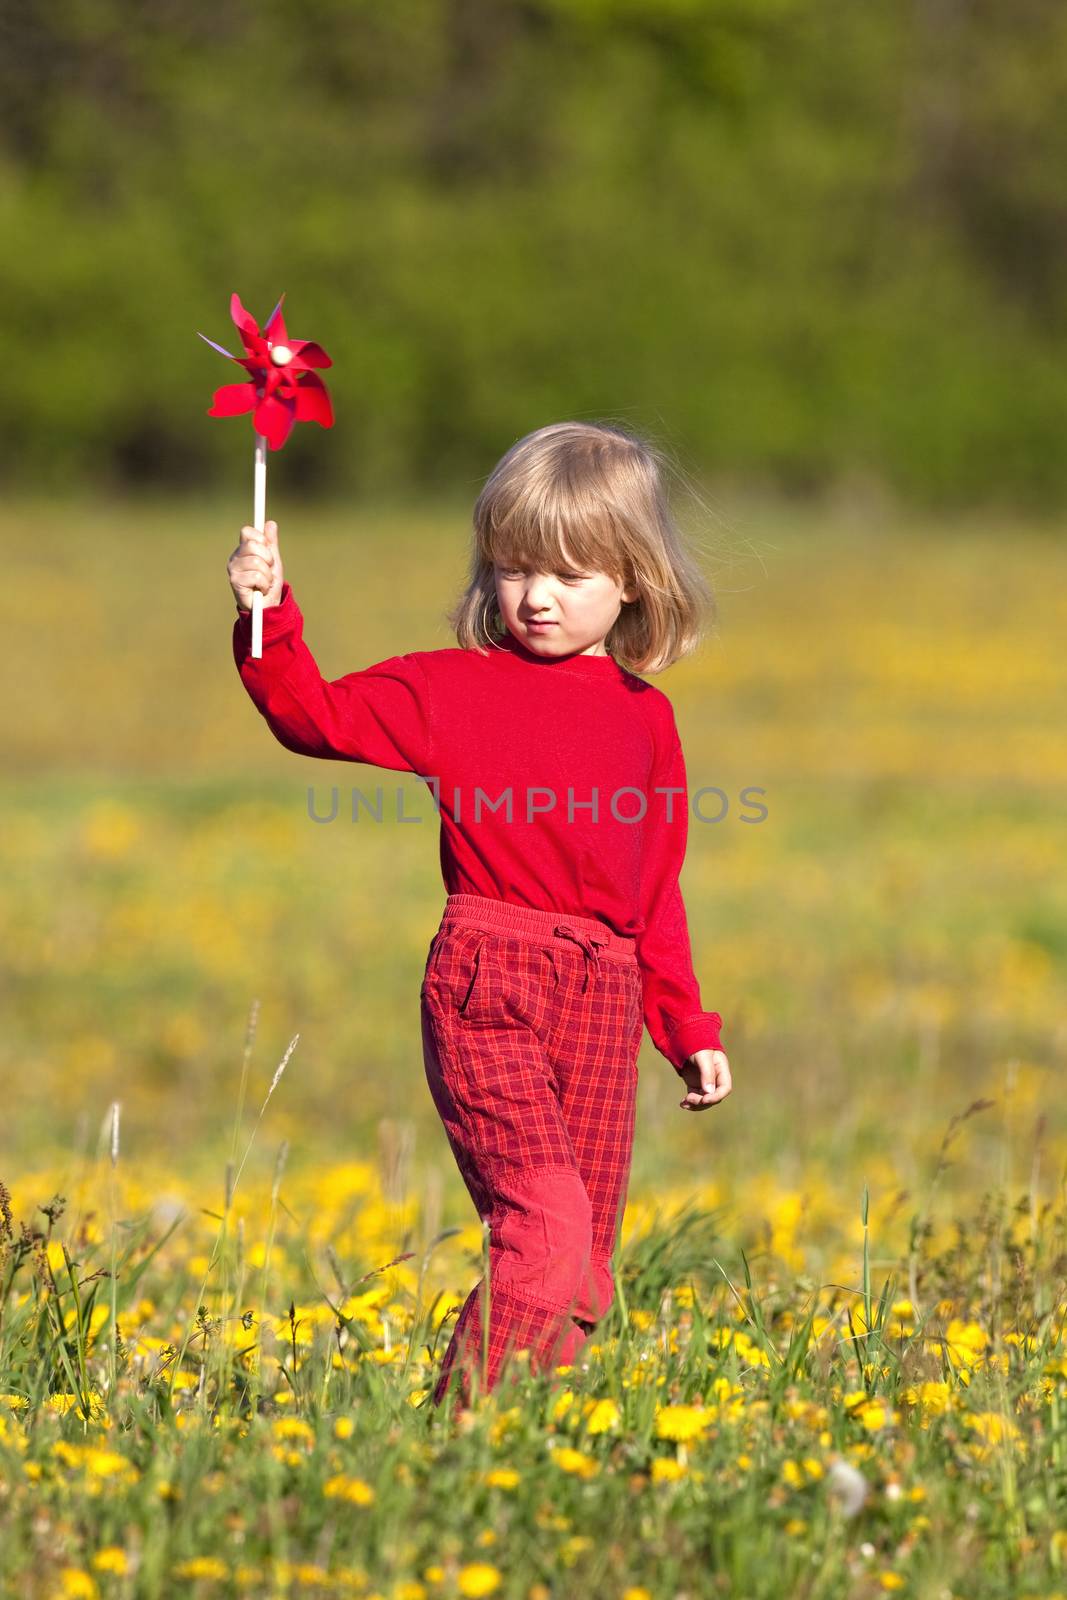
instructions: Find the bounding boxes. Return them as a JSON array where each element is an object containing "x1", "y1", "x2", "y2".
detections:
[
  {"x1": 233, "y1": 583, "x2": 434, "y2": 774},
  {"x1": 635, "y1": 710, "x2": 723, "y2": 1074}
]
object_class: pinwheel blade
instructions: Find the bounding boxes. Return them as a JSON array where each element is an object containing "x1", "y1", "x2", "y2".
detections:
[
  {"x1": 198, "y1": 332, "x2": 238, "y2": 360},
  {"x1": 264, "y1": 294, "x2": 287, "y2": 337},
  {"x1": 208, "y1": 381, "x2": 258, "y2": 417},
  {"x1": 229, "y1": 293, "x2": 261, "y2": 341},
  {"x1": 288, "y1": 339, "x2": 332, "y2": 370},
  {"x1": 293, "y1": 373, "x2": 334, "y2": 428},
  {"x1": 254, "y1": 392, "x2": 297, "y2": 451}
]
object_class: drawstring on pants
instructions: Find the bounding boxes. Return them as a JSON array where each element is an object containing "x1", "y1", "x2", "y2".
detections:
[{"x1": 553, "y1": 923, "x2": 609, "y2": 993}]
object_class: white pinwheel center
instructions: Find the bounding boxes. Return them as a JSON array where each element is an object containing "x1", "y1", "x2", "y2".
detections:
[{"x1": 270, "y1": 344, "x2": 294, "y2": 367}]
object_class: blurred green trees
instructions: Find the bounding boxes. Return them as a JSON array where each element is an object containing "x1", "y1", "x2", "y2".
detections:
[{"x1": 4, "y1": 0, "x2": 1067, "y2": 504}]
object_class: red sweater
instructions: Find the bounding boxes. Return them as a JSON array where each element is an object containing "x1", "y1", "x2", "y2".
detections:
[{"x1": 233, "y1": 583, "x2": 723, "y2": 1073}]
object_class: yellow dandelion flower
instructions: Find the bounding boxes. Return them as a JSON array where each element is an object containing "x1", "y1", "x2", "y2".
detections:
[
  {"x1": 46, "y1": 1391, "x2": 107, "y2": 1422},
  {"x1": 484, "y1": 1468, "x2": 520, "y2": 1490},
  {"x1": 560, "y1": 1536, "x2": 594, "y2": 1567},
  {"x1": 86, "y1": 1449, "x2": 137, "y2": 1481},
  {"x1": 963, "y1": 1411, "x2": 1021, "y2": 1447},
  {"x1": 271, "y1": 1416, "x2": 314, "y2": 1442},
  {"x1": 783, "y1": 1457, "x2": 824, "y2": 1487},
  {"x1": 651, "y1": 1457, "x2": 688, "y2": 1482},
  {"x1": 624, "y1": 1590, "x2": 654, "y2": 1600},
  {"x1": 457, "y1": 1563, "x2": 500, "y2": 1597},
  {"x1": 843, "y1": 1391, "x2": 895, "y2": 1431},
  {"x1": 878, "y1": 1575, "x2": 906, "y2": 1591},
  {"x1": 584, "y1": 1398, "x2": 620, "y2": 1434},
  {"x1": 903, "y1": 1381, "x2": 950, "y2": 1415},
  {"x1": 334, "y1": 1416, "x2": 355, "y2": 1439},
  {"x1": 887, "y1": 1309, "x2": 916, "y2": 1338},
  {"x1": 90, "y1": 1549, "x2": 128, "y2": 1575},
  {"x1": 172, "y1": 1557, "x2": 229, "y2": 1580},
  {"x1": 0, "y1": 1415, "x2": 25, "y2": 1452},
  {"x1": 551, "y1": 1446, "x2": 599, "y2": 1478},
  {"x1": 654, "y1": 1404, "x2": 712, "y2": 1442},
  {"x1": 58, "y1": 1570, "x2": 99, "y2": 1599},
  {"x1": 323, "y1": 1474, "x2": 376, "y2": 1505},
  {"x1": 550, "y1": 1389, "x2": 575, "y2": 1422},
  {"x1": 709, "y1": 1376, "x2": 744, "y2": 1405},
  {"x1": 940, "y1": 1319, "x2": 989, "y2": 1365}
]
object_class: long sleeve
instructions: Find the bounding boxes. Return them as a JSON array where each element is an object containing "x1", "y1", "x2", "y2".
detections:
[
  {"x1": 636, "y1": 718, "x2": 724, "y2": 1074},
  {"x1": 233, "y1": 583, "x2": 434, "y2": 774}
]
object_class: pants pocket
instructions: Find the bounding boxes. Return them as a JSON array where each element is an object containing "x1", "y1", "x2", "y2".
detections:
[
  {"x1": 456, "y1": 931, "x2": 489, "y2": 1022},
  {"x1": 424, "y1": 926, "x2": 493, "y2": 1025}
]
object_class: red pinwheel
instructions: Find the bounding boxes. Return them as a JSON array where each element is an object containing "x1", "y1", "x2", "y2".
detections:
[
  {"x1": 199, "y1": 292, "x2": 336, "y2": 658},
  {"x1": 199, "y1": 293, "x2": 333, "y2": 450}
]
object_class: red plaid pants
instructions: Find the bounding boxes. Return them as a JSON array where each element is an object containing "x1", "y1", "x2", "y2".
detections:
[{"x1": 421, "y1": 893, "x2": 643, "y2": 1409}]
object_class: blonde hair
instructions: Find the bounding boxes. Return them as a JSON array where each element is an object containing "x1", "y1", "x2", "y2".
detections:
[{"x1": 446, "y1": 420, "x2": 717, "y2": 674}]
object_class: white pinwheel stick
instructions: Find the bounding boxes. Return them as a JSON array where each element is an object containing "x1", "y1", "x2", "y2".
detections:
[
  {"x1": 251, "y1": 430, "x2": 267, "y2": 658},
  {"x1": 250, "y1": 343, "x2": 293, "y2": 659}
]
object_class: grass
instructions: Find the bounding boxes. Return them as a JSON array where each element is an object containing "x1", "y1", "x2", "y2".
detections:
[{"x1": 2, "y1": 492, "x2": 1066, "y2": 1597}]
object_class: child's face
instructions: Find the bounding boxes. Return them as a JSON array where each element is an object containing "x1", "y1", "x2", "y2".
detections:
[{"x1": 493, "y1": 537, "x2": 638, "y2": 659}]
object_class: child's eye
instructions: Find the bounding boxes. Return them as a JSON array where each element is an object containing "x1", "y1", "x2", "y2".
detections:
[{"x1": 495, "y1": 565, "x2": 589, "y2": 582}]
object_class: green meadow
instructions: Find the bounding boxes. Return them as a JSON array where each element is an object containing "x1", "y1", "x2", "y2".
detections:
[{"x1": 2, "y1": 496, "x2": 1066, "y2": 1599}]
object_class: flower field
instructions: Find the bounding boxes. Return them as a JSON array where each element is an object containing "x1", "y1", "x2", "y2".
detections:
[{"x1": 2, "y1": 495, "x2": 1066, "y2": 1598}]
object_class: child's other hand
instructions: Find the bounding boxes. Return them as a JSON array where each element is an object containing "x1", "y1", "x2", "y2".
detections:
[
  {"x1": 678, "y1": 1049, "x2": 731, "y2": 1111},
  {"x1": 228, "y1": 519, "x2": 285, "y2": 611}
]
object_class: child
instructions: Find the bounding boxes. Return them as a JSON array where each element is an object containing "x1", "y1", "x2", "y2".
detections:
[{"x1": 228, "y1": 420, "x2": 732, "y2": 1410}]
